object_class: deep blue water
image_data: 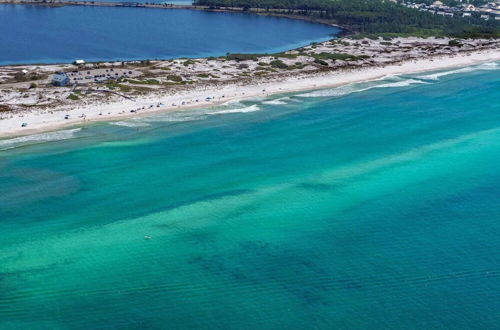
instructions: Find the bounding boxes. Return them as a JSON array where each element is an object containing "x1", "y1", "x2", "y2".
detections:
[
  {"x1": 0, "y1": 4, "x2": 338, "y2": 65},
  {"x1": 0, "y1": 63, "x2": 499, "y2": 329}
]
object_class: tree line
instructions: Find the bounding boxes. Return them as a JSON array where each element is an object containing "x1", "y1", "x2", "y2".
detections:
[{"x1": 194, "y1": 0, "x2": 500, "y2": 38}]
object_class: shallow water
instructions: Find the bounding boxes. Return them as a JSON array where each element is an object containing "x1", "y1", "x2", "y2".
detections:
[
  {"x1": 0, "y1": 5, "x2": 338, "y2": 65},
  {"x1": 0, "y1": 63, "x2": 499, "y2": 329}
]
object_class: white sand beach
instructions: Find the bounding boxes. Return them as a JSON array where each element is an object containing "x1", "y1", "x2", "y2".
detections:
[{"x1": 1, "y1": 48, "x2": 499, "y2": 139}]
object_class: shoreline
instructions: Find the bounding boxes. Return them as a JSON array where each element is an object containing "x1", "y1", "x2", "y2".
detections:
[{"x1": 1, "y1": 49, "x2": 499, "y2": 140}]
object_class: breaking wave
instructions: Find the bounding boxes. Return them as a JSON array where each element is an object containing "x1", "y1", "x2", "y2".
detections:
[
  {"x1": 0, "y1": 128, "x2": 82, "y2": 151},
  {"x1": 263, "y1": 97, "x2": 291, "y2": 105},
  {"x1": 208, "y1": 104, "x2": 261, "y2": 115},
  {"x1": 133, "y1": 103, "x2": 261, "y2": 124},
  {"x1": 297, "y1": 78, "x2": 428, "y2": 98},
  {"x1": 110, "y1": 121, "x2": 151, "y2": 128},
  {"x1": 418, "y1": 62, "x2": 498, "y2": 80},
  {"x1": 376, "y1": 79, "x2": 428, "y2": 88},
  {"x1": 141, "y1": 112, "x2": 207, "y2": 123}
]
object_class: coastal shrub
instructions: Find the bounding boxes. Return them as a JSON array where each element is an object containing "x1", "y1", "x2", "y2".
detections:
[
  {"x1": 380, "y1": 41, "x2": 392, "y2": 45},
  {"x1": 126, "y1": 79, "x2": 160, "y2": 85},
  {"x1": 226, "y1": 53, "x2": 260, "y2": 61},
  {"x1": 0, "y1": 105, "x2": 10, "y2": 112},
  {"x1": 106, "y1": 81, "x2": 131, "y2": 92},
  {"x1": 270, "y1": 59, "x2": 288, "y2": 69},
  {"x1": 183, "y1": 60, "x2": 196, "y2": 66},
  {"x1": 448, "y1": 39, "x2": 462, "y2": 47},
  {"x1": 119, "y1": 84, "x2": 132, "y2": 92},
  {"x1": 287, "y1": 63, "x2": 305, "y2": 70},
  {"x1": 274, "y1": 53, "x2": 297, "y2": 59},
  {"x1": 167, "y1": 74, "x2": 183, "y2": 82},
  {"x1": 14, "y1": 73, "x2": 46, "y2": 83},
  {"x1": 313, "y1": 52, "x2": 369, "y2": 61},
  {"x1": 29, "y1": 83, "x2": 37, "y2": 89},
  {"x1": 314, "y1": 58, "x2": 328, "y2": 66},
  {"x1": 67, "y1": 93, "x2": 79, "y2": 101},
  {"x1": 238, "y1": 63, "x2": 250, "y2": 69},
  {"x1": 197, "y1": 73, "x2": 210, "y2": 78},
  {"x1": 106, "y1": 81, "x2": 118, "y2": 89},
  {"x1": 258, "y1": 62, "x2": 269, "y2": 66}
]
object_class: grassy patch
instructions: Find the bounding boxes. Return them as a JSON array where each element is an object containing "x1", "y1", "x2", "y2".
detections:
[
  {"x1": 183, "y1": 59, "x2": 196, "y2": 66},
  {"x1": 106, "y1": 81, "x2": 132, "y2": 92},
  {"x1": 313, "y1": 52, "x2": 369, "y2": 61},
  {"x1": 167, "y1": 74, "x2": 183, "y2": 82},
  {"x1": 125, "y1": 78, "x2": 161, "y2": 85},
  {"x1": 314, "y1": 58, "x2": 328, "y2": 66}
]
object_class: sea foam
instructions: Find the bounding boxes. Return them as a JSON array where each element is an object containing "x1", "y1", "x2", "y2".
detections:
[
  {"x1": 110, "y1": 121, "x2": 151, "y2": 128},
  {"x1": 208, "y1": 104, "x2": 261, "y2": 115},
  {"x1": 418, "y1": 61, "x2": 498, "y2": 80},
  {"x1": 297, "y1": 78, "x2": 427, "y2": 98},
  {"x1": 263, "y1": 97, "x2": 291, "y2": 105},
  {"x1": 0, "y1": 128, "x2": 82, "y2": 150}
]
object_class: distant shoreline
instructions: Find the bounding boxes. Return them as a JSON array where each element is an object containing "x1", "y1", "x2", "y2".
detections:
[{"x1": 1, "y1": 48, "x2": 498, "y2": 139}]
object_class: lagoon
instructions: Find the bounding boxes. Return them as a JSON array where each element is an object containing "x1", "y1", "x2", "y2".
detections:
[{"x1": 0, "y1": 4, "x2": 339, "y2": 65}]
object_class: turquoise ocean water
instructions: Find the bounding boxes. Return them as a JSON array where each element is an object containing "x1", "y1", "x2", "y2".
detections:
[{"x1": 1, "y1": 63, "x2": 499, "y2": 329}]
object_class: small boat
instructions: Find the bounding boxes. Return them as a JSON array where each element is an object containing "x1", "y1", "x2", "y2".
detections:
[{"x1": 144, "y1": 235, "x2": 152, "y2": 240}]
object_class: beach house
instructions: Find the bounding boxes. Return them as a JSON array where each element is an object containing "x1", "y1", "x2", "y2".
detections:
[{"x1": 52, "y1": 72, "x2": 70, "y2": 86}]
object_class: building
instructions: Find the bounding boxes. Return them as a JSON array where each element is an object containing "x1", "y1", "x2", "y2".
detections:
[
  {"x1": 52, "y1": 72, "x2": 70, "y2": 86},
  {"x1": 73, "y1": 59, "x2": 86, "y2": 65},
  {"x1": 461, "y1": 4, "x2": 476, "y2": 11}
]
